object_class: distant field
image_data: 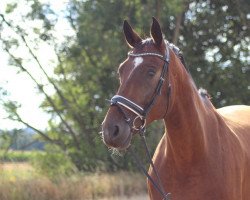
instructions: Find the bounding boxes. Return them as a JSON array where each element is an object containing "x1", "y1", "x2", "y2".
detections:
[
  {"x1": 0, "y1": 162, "x2": 148, "y2": 200},
  {"x1": 0, "y1": 150, "x2": 43, "y2": 162},
  {"x1": 0, "y1": 162, "x2": 40, "y2": 181},
  {"x1": 0, "y1": 162, "x2": 33, "y2": 170},
  {"x1": 99, "y1": 194, "x2": 148, "y2": 200}
]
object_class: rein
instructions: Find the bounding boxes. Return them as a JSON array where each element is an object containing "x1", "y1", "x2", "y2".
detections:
[
  {"x1": 109, "y1": 43, "x2": 173, "y2": 200},
  {"x1": 130, "y1": 129, "x2": 171, "y2": 200}
]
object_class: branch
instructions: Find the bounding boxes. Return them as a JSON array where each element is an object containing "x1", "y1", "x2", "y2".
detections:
[
  {"x1": 172, "y1": 13, "x2": 183, "y2": 45},
  {"x1": 3, "y1": 15, "x2": 87, "y2": 145},
  {"x1": 0, "y1": 14, "x2": 81, "y2": 149},
  {"x1": 52, "y1": 41, "x2": 68, "y2": 83},
  {"x1": 18, "y1": 139, "x2": 40, "y2": 150},
  {"x1": 155, "y1": 0, "x2": 162, "y2": 20},
  {"x1": 1, "y1": 40, "x2": 80, "y2": 149},
  {"x1": 1, "y1": 14, "x2": 65, "y2": 111},
  {"x1": 1, "y1": 13, "x2": 96, "y2": 149},
  {"x1": 17, "y1": 118, "x2": 54, "y2": 143}
]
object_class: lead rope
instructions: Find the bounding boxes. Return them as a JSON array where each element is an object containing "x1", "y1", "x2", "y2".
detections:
[{"x1": 129, "y1": 128, "x2": 171, "y2": 200}]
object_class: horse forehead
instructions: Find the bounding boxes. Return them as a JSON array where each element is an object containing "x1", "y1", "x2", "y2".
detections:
[
  {"x1": 120, "y1": 40, "x2": 160, "y2": 70},
  {"x1": 133, "y1": 57, "x2": 144, "y2": 68},
  {"x1": 135, "y1": 42, "x2": 156, "y2": 52},
  {"x1": 129, "y1": 42, "x2": 160, "y2": 67}
]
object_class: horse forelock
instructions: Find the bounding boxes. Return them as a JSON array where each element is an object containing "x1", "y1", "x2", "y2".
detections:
[
  {"x1": 132, "y1": 38, "x2": 155, "y2": 51},
  {"x1": 133, "y1": 38, "x2": 188, "y2": 71}
]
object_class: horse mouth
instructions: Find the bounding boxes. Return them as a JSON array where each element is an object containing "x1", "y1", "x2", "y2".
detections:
[{"x1": 116, "y1": 131, "x2": 132, "y2": 151}]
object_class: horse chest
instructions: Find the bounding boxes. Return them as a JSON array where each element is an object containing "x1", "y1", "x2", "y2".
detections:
[
  {"x1": 149, "y1": 142, "x2": 244, "y2": 200},
  {"x1": 148, "y1": 160, "x2": 239, "y2": 200}
]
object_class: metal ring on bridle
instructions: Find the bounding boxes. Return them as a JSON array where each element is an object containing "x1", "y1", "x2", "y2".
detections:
[{"x1": 132, "y1": 116, "x2": 146, "y2": 131}]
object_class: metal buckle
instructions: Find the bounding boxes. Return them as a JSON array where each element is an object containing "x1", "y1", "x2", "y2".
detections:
[{"x1": 132, "y1": 116, "x2": 146, "y2": 131}]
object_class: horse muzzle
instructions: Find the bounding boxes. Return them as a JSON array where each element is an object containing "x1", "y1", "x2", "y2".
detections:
[{"x1": 102, "y1": 111, "x2": 132, "y2": 150}]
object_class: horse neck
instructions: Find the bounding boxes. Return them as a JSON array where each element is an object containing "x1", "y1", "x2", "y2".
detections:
[{"x1": 163, "y1": 52, "x2": 219, "y2": 168}]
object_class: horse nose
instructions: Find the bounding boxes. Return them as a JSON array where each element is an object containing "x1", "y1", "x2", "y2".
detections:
[
  {"x1": 102, "y1": 110, "x2": 132, "y2": 150},
  {"x1": 102, "y1": 124, "x2": 121, "y2": 147},
  {"x1": 112, "y1": 125, "x2": 120, "y2": 138}
]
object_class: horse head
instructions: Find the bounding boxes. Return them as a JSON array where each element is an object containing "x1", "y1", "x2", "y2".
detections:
[{"x1": 102, "y1": 18, "x2": 173, "y2": 150}]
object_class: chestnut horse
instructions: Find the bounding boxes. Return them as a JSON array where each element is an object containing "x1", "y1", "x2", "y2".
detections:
[{"x1": 102, "y1": 18, "x2": 250, "y2": 200}]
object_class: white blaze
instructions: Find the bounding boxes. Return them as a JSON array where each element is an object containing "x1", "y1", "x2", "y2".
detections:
[{"x1": 133, "y1": 57, "x2": 143, "y2": 68}]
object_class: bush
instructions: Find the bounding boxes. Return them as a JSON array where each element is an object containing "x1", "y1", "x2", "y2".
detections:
[
  {"x1": 31, "y1": 144, "x2": 77, "y2": 179},
  {"x1": 0, "y1": 150, "x2": 41, "y2": 162}
]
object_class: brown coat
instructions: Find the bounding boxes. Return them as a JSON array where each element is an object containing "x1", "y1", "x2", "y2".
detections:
[
  {"x1": 102, "y1": 18, "x2": 250, "y2": 200},
  {"x1": 148, "y1": 50, "x2": 250, "y2": 200}
]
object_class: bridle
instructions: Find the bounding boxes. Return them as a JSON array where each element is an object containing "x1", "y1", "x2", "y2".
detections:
[
  {"x1": 110, "y1": 43, "x2": 172, "y2": 131},
  {"x1": 108, "y1": 42, "x2": 174, "y2": 200}
]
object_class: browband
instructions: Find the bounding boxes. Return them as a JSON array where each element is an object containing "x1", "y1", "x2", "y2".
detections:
[{"x1": 128, "y1": 45, "x2": 170, "y2": 63}]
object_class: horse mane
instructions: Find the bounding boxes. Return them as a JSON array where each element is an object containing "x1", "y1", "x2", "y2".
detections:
[
  {"x1": 138, "y1": 38, "x2": 189, "y2": 72},
  {"x1": 167, "y1": 41, "x2": 190, "y2": 74},
  {"x1": 139, "y1": 38, "x2": 209, "y2": 99},
  {"x1": 168, "y1": 42, "x2": 211, "y2": 100}
]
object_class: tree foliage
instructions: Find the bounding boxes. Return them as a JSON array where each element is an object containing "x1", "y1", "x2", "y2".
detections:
[{"x1": 0, "y1": 0, "x2": 249, "y2": 172}]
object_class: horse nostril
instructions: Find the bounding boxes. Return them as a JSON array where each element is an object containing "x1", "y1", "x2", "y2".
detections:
[{"x1": 112, "y1": 125, "x2": 119, "y2": 138}]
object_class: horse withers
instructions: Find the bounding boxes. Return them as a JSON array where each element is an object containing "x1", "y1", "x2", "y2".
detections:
[{"x1": 101, "y1": 18, "x2": 250, "y2": 200}]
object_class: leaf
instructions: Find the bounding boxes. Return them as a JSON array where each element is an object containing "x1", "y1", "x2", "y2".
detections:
[{"x1": 5, "y1": 3, "x2": 17, "y2": 14}]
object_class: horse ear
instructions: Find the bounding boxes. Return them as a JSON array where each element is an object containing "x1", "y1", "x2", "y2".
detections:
[
  {"x1": 123, "y1": 20, "x2": 142, "y2": 48},
  {"x1": 150, "y1": 17, "x2": 163, "y2": 47}
]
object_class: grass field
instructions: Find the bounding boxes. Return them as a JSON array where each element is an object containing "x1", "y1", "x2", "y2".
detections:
[{"x1": 0, "y1": 162, "x2": 149, "y2": 200}]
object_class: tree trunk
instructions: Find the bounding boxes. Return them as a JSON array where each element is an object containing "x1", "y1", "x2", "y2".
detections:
[{"x1": 172, "y1": 3, "x2": 190, "y2": 45}]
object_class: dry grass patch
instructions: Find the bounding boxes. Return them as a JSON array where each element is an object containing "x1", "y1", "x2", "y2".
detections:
[{"x1": 0, "y1": 163, "x2": 148, "y2": 200}]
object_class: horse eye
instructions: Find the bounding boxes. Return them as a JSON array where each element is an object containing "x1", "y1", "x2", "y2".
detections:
[{"x1": 147, "y1": 69, "x2": 156, "y2": 77}]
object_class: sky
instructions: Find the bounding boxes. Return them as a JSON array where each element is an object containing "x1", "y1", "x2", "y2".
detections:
[
  {"x1": 0, "y1": 0, "x2": 74, "y2": 130},
  {"x1": 0, "y1": 52, "x2": 48, "y2": 130}
]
